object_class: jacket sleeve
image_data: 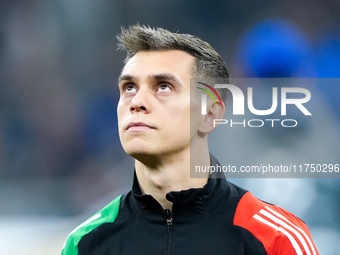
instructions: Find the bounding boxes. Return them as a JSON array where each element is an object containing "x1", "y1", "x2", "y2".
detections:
[
  {"x1": 61, "y1": 212, "x2": 102, "y2": 255},
  {"x1": 61, "y1": 195, "x2": 122, "y2": 255},
  {"x1": 61, "y1": 233, "x2": 78, "y2": 255},
  {"x1": 234, "y1": 192, "x2": 319, "y2": 255}
]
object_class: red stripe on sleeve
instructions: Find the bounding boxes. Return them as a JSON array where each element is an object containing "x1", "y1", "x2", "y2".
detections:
[{"x1": 233, "y1": 192, "x2": 319, "y2": 255}]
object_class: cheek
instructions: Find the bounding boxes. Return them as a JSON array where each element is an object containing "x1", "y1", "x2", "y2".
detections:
[
  {"x1": 117, "y1": 100, "x2": 126, "y2": 128},
  {"x1": 189, "y1": 95, "x2": 204, "y2": 133},
  {"x1": 167, "y1": 106, "x2": 191, "y2": 135}
]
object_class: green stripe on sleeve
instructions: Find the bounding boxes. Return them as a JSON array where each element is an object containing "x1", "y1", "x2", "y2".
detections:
[{"x1": 61, "y1": 195, "x2": 122, "y2": 255}]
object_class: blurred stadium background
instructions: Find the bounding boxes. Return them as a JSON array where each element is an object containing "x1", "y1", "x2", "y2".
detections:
[{"x1": 0, "y1": 0, "x2": 339, "y2": 254}]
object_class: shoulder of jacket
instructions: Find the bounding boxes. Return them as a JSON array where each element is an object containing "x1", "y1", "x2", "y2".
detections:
[
  {"x1": 61, "y1": 194, "x2": 122, "y2": 255},
  {"x1": 233, "y1": 192, "x2": 319, "y2": 255}
]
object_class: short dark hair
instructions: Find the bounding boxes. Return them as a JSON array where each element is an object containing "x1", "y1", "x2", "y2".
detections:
[{"x1": 117, "y1": 24, "x2": 229, "y2": 103}]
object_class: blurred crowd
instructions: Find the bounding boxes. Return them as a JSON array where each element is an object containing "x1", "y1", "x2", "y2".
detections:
[{"x1": 0, "y1": 0, "x2": 339, "y2": 253}]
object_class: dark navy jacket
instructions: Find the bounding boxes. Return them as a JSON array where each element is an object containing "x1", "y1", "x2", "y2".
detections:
[{"x1": 62, "y1": 157, "x2": 318, "y2": 255}]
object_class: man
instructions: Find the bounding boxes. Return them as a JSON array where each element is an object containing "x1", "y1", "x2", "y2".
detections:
[{"x1": 62, "y1": 24, "x2": 319, "y2": 255}]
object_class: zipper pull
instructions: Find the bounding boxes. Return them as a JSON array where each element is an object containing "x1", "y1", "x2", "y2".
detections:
[{"x1": 164, "y1": 209, "x2": 173, "y2": 226}]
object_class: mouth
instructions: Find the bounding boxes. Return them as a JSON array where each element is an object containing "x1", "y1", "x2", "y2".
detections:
[{"x1": 126, "y1": 122, "x2": 156, "y2": 132}]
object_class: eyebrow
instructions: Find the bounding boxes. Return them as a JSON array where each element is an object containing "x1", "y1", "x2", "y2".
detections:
[
  {"x1": 118, "y1": 73, "x2": 182, "y2": 86},
  {"x1": 118, "y1": 74, "x2": 133, "y2": 83}
]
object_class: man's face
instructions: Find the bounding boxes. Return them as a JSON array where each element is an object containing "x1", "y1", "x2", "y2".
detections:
[{"x1": 117, "y1": 50, "x2": 199, "y2": 160}]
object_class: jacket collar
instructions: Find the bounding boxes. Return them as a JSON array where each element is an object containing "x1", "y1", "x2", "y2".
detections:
[{"x1": 131, "y1": 154, "x2": 229, "y2": 215}]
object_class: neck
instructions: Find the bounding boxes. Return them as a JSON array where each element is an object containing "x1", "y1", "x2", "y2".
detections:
[{"x1": 135, "y1": 140, "x2": 210, "y2": 210}]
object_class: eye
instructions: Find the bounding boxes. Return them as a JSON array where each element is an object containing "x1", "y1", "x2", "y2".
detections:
[
  {"x1": 157, "y1": 83, "x2": 172, "y2": 92},
  {"x1": 123, "y1": 84, "x2": 137, "y2": 94}
]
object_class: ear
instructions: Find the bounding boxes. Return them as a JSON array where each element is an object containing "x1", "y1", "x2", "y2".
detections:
[{"x1": 198, "y1": 101, "x2": 225, "y2": 134}]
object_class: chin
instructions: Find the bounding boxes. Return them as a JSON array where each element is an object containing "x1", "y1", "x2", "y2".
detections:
[{"x1": 123, "y1": 143, "x2": 155, "y2": 157}]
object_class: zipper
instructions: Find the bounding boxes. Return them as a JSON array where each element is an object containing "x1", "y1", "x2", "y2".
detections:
[{"x1": 164, "y1": 209, "x2": 173, "y2": 255}]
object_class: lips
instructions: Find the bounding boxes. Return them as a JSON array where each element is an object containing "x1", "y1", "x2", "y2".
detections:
[{"x1": 126, "y1": 122, "x2": 155, "y2": 131}]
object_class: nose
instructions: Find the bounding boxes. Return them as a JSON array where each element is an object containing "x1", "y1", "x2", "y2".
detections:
[{"x1": 130, "y1": 88, "x2": 150, "y2": 113}]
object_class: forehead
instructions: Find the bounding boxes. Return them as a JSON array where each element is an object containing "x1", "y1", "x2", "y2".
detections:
[{"x1": 120, "y1": 50, "x2": 196, "y2": 79}]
